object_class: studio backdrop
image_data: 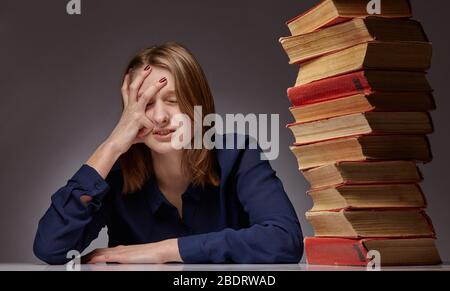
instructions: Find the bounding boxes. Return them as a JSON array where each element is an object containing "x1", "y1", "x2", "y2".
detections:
[{"x1": 1, "y1": 0, "x2": 449, "y2": 263}]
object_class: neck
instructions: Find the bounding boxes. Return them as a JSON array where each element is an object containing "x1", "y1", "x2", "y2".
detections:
[{"x1": 151, "y1": 150, "x2": 191, "y2": 190}]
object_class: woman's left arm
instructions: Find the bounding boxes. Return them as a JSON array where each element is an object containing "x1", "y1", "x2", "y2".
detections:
[{"x1": 176, "y1": 146, "x2": 303, "y2": 263}]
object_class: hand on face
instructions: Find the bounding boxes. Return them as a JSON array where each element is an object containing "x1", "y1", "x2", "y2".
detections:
[
  {"x1": 106, "y1": 65, "x2": 168, "y2": 154},
  {"x1": 136, "y1": 67, "x2": 187, "y2": 154}
]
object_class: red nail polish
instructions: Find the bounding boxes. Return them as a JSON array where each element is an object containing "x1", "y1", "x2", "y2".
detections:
[
  {"x1": 159, "y1": 77, "x2": 167, "y2": 83},
  {"x1": 144, "y1": 65, "x2": 151, "y2": 71}
]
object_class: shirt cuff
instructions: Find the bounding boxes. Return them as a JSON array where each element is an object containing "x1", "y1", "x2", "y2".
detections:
[
  {"x1": 69, "y1": 164, "x2": 111, "y2": 200},
  {"x1": 177, "y1": 234, "x2": 210, "y2": 263}
]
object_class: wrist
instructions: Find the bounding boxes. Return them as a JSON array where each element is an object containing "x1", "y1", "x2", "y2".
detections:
[
  {"x1": 86, "y1": 139, "x2": 123, "y2": 180},
  {"x1": 103, "y1": 139, "x2": 125, "y2": 157},
  {"x1": 158, "y1": 238, "x2": 182, "y2": 263}
]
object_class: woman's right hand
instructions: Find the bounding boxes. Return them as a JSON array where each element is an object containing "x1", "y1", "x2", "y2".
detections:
[{"x1": 106, "y1": 66, "x2": 168, "y2": 154}]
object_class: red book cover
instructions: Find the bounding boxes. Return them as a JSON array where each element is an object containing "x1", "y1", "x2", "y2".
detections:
[
  {"x1": 305, "y1": 234, "x2": 438, "y2": 266},
  {"x1": 287, "y1": 71, "x2": 372, "y2": 106},
  {"x1": 305, "y1": 237, "x2": 440, "y2": 266},
  {"x1": 305, "y1": 237, "x2": 369, "y2": 266}
]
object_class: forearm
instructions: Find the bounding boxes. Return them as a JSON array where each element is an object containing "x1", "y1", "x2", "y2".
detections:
[
  {"x1": 34, "y1": 164, "x2": 112, "y2": 264},
  {"x1": 177, "y1": 220, "x2": 303, "y2": 263},
  {"x1": 86, "y1": 139, "x2": 123, "y2": 180}
]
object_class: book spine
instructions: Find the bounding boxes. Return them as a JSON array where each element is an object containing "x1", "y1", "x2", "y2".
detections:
[
  {"x1": 305, "y1": 237, "x2": 368, "y2": 266},
  {"x1": 287, "y1": 71, "x2": 372, "y2": 106}
]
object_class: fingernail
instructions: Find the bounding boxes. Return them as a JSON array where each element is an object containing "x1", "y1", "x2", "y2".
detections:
[
  {"x1": 159, "y1": 77, "x2": 167, "y2": 83},
  {"x1": 144, "y1": 65, "x2": 151, "y2": 71}
]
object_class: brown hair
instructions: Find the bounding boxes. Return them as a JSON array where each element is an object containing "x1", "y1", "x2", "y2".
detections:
[{"x1": 119, "y1": 42, "x2": 220, "y2": 194}]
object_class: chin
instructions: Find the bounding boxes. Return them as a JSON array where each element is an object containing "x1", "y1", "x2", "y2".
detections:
[{"x1": 143, "y1": 138, "x2": 180, "y2": 155}]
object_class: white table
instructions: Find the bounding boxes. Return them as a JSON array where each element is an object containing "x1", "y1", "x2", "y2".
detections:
[{"x1": 0, "y1": 263, "x2": 449, "y2": 271}]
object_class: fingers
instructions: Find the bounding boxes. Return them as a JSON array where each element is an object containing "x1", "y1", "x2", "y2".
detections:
[
  {"x1": 137, "y1": 77, "x2": 168, "y2": 107},
  {"x1": 137, "y1": 129, "x2": 151, "y2": 140},
  {"x1": 136, "y1": 117, "x2": 154, "y2": 140},
  {"x1": 121, "y1": 73, "x2": 131, "y2": 107},
  {"x1": 88, "y1": 254, "x2": 119, "y2": 264},
  {"x1": 81, "y1": 247, "x2": 106, "y2": 263},
  {"x1": 81, "y1": 249, "x2": 98, "y2": 264},
  {"x1": 140, "y1": 116, "x2": 154, "y2": 131},
  {"x1": 128, "y1": 65, "x2": 153, "y2": 104},
  {"x1": 82, "y1": 247, "x2": 123, "y2": 264}
]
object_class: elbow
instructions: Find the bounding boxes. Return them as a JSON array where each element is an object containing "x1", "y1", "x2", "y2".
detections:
[
  {"x1": 267, "y1": 221, "x2": 304, "y2": 264},
  {"x1": 33, "y1": 232, "x2": 71, "y2": 265},
  {"x1": 280, "y1": 223, "x2": 304, "y2": 263},
  {"x1": 289, "y1": 231, "x2": 304, "y2": 263},
  {"x1": 292, "y1": 221, "x2": 304, "y2": 262},
  {"x1": 238, "y1": 221, "x2": 304, "y2": 264}
]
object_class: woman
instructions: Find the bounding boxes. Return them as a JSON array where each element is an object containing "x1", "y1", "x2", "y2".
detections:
[{"x1": 33, "y1": 42, "x2": 303, "y2": 264}]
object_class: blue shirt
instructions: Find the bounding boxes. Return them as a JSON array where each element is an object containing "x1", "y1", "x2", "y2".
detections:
[{"x1": 33, "y1": 134, "x2": 303, "y2": 264}]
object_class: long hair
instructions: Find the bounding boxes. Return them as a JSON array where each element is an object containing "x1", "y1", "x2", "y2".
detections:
[{"x1": 119, "y1": 42, "x2": 220, "y2": 194}]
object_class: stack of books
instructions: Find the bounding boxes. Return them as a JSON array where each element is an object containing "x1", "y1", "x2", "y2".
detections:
[{"x1": 279, "y1": 0, "x2": 441, "y2": 266}]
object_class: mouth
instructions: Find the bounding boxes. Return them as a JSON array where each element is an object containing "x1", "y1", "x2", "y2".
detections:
[{"x1": 152, "y1": 128, "x2": 176, "y2": 136}]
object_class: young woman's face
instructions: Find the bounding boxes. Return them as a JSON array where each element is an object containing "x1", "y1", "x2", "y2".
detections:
[{"x1": 137, "y1": 66, "x2": 191, "y2": 154}]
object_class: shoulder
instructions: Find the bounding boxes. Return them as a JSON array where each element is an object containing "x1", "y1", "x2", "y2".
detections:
[{"x1": 214, "y1": 133, "x2": 269, "y2": 182}]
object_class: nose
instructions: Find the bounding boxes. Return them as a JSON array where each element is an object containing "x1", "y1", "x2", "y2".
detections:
[{"x1": 147, "y1": 100, "x2": 169, "y2": 127}]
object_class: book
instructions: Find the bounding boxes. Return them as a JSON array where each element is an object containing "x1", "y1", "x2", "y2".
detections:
[
  {"x1": 288, "y1": 112, "x2": 433, "y2": 145},
  {"x1": 305, "y1": 237, "x2": 441, "y2": 266},
  {"x1": 282, "y1": 0, "x2": 441, "y2": 268},
  {"x1": 308, "y1": 184, "x2": 426, "y2": 211},
  {"x1": 286, "y1": 0, "x2": 412, "y2": 36},
  {"x1": 280, "y1": 17, "x2": 427, "y2": 64},
  {"x1": 305, "y1": 209, "x2": 435, "y2": 238},
  {"x1": 290, "y1": 135, "x2": 432, "y2": 170},
  {"x1": 303, "y1": 161, "x2": 422, "y2": 189},
  {"x1": 289, "y1": 92, "x2": 435, "y2": 124},
  {"x1": 296, "y1": 41, "x2": 432, "y2": 86},
  {"x1": 287, "y1": 70, "x2": 432, "y2": 107}
]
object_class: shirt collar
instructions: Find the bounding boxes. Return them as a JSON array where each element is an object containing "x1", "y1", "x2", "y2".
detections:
[{"x1": 146, "y1": 175, "x2": 203, "y2": 215}]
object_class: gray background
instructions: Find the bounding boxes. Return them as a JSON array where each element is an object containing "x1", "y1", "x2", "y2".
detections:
[{"x1": 1, "y1": 0, "x2": 448, "y2": 263}]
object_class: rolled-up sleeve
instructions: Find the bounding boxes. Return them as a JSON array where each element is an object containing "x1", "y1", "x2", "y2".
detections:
[
  {"x1": 33, "y1": 164, "x2": 112, "y2": 264},
  {"x1": 178, "y1": 145, "x2": 303, "y2": 263}
]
